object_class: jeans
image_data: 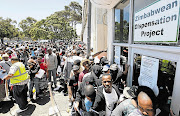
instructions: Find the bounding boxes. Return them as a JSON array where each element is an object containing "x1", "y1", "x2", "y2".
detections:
[
  {"x1": 48, "y1": 68, "x2": 57, "y2": 87},
  {"x1": 29, "y1": 78, "x2": 40, "y2": 98},
  {"x1": 13, "y1": 84, "x2": 28, "y2": 110}
]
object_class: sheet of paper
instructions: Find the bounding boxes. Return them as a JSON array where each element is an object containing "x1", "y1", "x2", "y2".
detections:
[
  {"x1": 0, "y1": 70, "x2": 8, "y2": 79},
  {"x1": 57, "y1": 66, "x2": 61, "y2": 73},
  {"x1": 35, "y1": 69, "x2": 45, "y2": 78},
  {"x1": 114, "y1": 46, "x2": 121, "y2": 65},
  {"x1": 138, "y1": 56, "x2": 159, "y2": 92}
]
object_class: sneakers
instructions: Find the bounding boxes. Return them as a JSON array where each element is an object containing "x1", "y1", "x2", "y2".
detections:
[
  {"x1": 53, "y1": 85, "x2": 60, "y2": 91},
  {"x1": 16, "y1": 107, "x2": 28, "y2": 114},
  {"x1": 3, "y1": 96, "x2": 11, "y2": 101},
  {"x1": 63, "y1": 92, "x2": 68, "y2": 96},
  {"x1": 68, "y1": 102, "x2": 72, "y2": 108}
]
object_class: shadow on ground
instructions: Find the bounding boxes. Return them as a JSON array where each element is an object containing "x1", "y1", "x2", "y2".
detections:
[
  {"x1": 35, "y1": 93, "x2": 50, "y2": 105},
  {"x1": 18, "y1": 104, "x2": 36, "y2": 116},
  {"x1": 0, "y1": 100, "x2": 15, "y2": 113},
  {"x1": 57, "y1": 87, "x2": 63, "y2": 93}
]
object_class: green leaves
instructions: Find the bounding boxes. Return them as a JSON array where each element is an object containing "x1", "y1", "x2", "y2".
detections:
[
  {"x1": 0, "y1": 1, "x2": 82, "y2": 41},
  {"x1": 0, "y1": 18, "x2": 19, "y2": 39}
]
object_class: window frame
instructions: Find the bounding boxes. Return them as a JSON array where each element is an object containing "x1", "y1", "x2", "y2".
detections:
[{"x1": 111, "y1": 0, "x2": 180, "y2": 115}]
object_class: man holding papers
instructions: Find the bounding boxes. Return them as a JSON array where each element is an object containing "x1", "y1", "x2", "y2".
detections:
[{"x1": 4, "y1": 56, "x2": 29, "y2": 114}]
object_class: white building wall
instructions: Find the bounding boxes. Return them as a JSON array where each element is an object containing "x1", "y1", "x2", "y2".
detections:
[
  {"x1": 107, "y1": 9, "x2": 114, "y2": 64},
  {"x1": 83, "y1": 22, "x2": 88, "y2": 44},
  {"x1": 82, "y1": 2, "x2": 108, "y2": 54},
  {"x1": 91, "y1": 3, "x2": 97, "y2": 54}
]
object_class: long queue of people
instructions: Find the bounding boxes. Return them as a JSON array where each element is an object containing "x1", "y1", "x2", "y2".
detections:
[{"x1": 0, "y1": 41, "x2": 173, "y2": 116}]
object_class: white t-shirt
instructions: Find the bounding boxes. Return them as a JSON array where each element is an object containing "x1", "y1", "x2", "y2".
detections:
[
  {"x1": 103, "y1": 88, "x2": 118, "y2": 116},
  {"x1": 72, "y1": 56, "x2": 82, "y2": 62}
]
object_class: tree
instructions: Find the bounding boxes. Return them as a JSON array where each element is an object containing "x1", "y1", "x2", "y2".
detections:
[
  {"x1": 44, "y1": 15, "x2": 76, "y2": 40},
  {"x1": 28, "y1": 15, "x2": 77, "y2": 40},
  {"x1": 115, "y1": 20, "x2": 129, "y2": 43},
  {"x1": 19, "y1": 17, "x2": 37, "y2": 38},
  {"x1": 15, "y1": 1, "x2": 82, "y2": 40},
  {"x1": 53, "y1": 1, "x2": 82, "y2": 29},
  {"x1": 0, "y1": 17, "x2": 19, "y2": 42},
  {"x1": 69, "y1": 1, "x2": 82, "y2": 29}
]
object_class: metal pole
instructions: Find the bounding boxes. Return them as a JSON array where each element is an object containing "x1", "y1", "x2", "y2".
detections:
[{"x1": 87, "y1": 0, "x2": 91, "y2": 56}]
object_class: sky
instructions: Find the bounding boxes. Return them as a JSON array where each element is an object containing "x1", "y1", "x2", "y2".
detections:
[{"x1": 0, "y1": 0, "x2": 83, "y2": 35}]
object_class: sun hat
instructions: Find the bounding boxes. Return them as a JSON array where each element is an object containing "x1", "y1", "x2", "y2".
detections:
[{"x1": 2, "y1": 53, "x2": 9, "y2": 58}]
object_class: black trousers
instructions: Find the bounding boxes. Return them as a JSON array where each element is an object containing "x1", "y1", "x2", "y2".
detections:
[{"x1": 13, "y1": 84, "x2": 28, "y2": 110}]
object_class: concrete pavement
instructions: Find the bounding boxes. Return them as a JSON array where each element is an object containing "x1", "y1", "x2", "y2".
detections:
[{"x1": 0, "y1": 88, "x2": 70, "y2": 116}]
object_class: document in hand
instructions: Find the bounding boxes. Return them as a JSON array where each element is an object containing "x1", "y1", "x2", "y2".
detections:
[
  {"x1": 0, "y1": 70, "x2": 8, "y2": 80},
  {"x1": 35, "y1": 69, "x2": 45, "y2": 78}
]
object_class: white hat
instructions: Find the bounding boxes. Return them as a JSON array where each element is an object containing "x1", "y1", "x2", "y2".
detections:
[
  {"x1": 102, "y1": 65, "x2": 110, "y2": 72},
  {"x1": 2, "y1": 53, "x2": 9, "y2": 58},
  {"x1": 94, "y1": 57, "x2": 100, "y2": 64},
  {"x1": 53, "y1": 48, "x2": 56, "y2": 52}
]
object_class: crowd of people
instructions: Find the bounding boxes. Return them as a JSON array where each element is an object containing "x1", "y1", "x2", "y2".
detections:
[{"x1": 0, "y1": 40, "x2": 174, "y2": 116}]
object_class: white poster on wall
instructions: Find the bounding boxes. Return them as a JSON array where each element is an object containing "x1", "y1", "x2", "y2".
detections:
[
  {"x1": 134, "y1": 0, "x2": 179, "y2": 42},
  {"x1": 138, "y1": 56, "x2": 159, "y2": 96},
  {"x1": 114, "y1": 46, "x2": 121, "y2": 65}
]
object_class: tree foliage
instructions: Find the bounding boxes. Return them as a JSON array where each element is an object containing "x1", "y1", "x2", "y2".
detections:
[
  {"x1": 54, "y1": 1, "x2": 82, "y2": 29},
  {"x1": 0, "y1": 1, "x2": 81, "y2": 41},
  {"x1": 0, "y1": 17, "x2": 19, "y2": 39},
  {"x1": 115, "y1": 20, "x2": 129, "y2": 43},
  {"x1": 19, "y1": 17, "x2": 37, "y2": 38}
]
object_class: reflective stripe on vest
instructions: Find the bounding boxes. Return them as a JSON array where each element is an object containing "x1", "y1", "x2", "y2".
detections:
[{"x1": 10, "y1": 62, "x2": 29, "y2": 84}]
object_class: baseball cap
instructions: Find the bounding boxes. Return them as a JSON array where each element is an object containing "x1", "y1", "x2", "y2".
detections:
[
  {"x1": 102, "y1": 65, "x2": 110, "y2": 72},
  {"x1": 74, "y1": 59, "x2": 81, "y2": 66},
  {"x1": 100, "y1": 57, "x2": 109, "y2": 64},
  {"x1": 72, "y1": 65, "x2": 80, "y2": 71},
  {"x1": 110, "y1": 64, "x2": 118, "y2": 71}
]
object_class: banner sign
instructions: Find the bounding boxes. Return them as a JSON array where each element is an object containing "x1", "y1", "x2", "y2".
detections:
[{"x1": 134, "y1": 0, "x2": 179, "y2": 42}]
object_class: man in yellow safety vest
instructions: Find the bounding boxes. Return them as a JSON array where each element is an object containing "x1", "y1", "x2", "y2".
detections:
[{"x1": 4, "y1": 56, "x2": 29, "y2": 114}]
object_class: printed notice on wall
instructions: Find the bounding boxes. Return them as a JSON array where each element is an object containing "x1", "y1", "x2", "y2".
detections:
[
  {"x1": 139, "y1": 56, "x2": 159, "y2": 88},
  {"x1": 134, "y1": 0, "x2": 179, "y2": 42},
  {"x1": 114, "y1": 46, "x2": 121, "y2": 65}
]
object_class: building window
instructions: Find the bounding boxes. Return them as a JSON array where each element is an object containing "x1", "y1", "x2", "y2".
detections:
[
  {"x1": 113, "y1": 46, "x2": 128, "y2": 65},
  {"x1": 114, "y1": 1, "x2": 130, "y2": 43},
  {"x1": 133, "y1": 54, "x2": 176, "y2": 114}
]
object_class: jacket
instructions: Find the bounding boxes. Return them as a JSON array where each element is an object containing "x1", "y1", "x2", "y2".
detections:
[
  {"x1": 28, "y1": 64, "x2": 40, "y2": 79},
  {"x1": 92, "y1": 84, "x2": 121, "y2": 116}
]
